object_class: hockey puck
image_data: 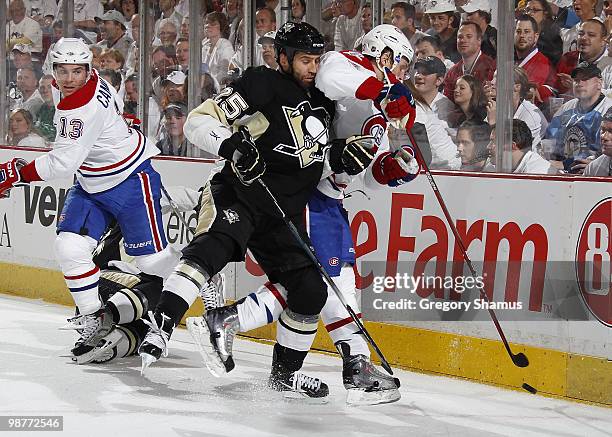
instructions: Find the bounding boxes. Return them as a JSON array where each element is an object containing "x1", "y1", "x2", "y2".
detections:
[{"x1": 522, "y1": 383, "x2": 537, "y2": 394}]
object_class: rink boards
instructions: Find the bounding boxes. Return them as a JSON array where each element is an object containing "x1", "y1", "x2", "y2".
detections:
[{"x1": 0, "y1": 147, "x2": 609, "y2": 406}]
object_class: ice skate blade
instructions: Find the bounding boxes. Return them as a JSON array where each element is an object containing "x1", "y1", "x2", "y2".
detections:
[
  {"x1": 282, "y1": 391, "x2": 329, "y2": 404},
  {"x1": 186, "y1": 316, "x2": 229, "y2": 378},
  {"x1": 345, "y1": 387, "x2": 401, "y2": 406},
  {"x1": 140, "y1": 353, "x2": 157, "y2": 375}
]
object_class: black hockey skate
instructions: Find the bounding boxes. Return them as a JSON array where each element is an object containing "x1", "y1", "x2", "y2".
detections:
[
  {"x1": 267, "y1": 343, "x2": 329, "y2": 403},
  {"x1": 186, "y1": 304, "x2": 238, "y2": 377},
  {"x1": 268, "y1": 370, "x2": 330, "y2": 403},
  {"x1": 138, "y1": 311, "x2": 173, "y2": 374},
  {"x1": 343, "y1": 354, "x2": 401, "y2": 406},
  {"x1": 62, "y1": 306, "x2": 116, "y2": 364}
]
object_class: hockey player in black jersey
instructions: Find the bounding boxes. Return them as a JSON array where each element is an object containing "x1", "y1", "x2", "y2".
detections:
[{"x1": 138, "y1": 22, "x2": 377, "y2": 399}]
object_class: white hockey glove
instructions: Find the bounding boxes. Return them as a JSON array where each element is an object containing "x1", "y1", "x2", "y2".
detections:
[{"x1": 329, "y1": 135, "x2": 377, "y2": 175}]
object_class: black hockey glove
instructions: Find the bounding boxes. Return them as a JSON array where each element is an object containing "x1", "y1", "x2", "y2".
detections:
[
  {"x1": 328, "y1": 135, "x2": 377, "y2": 175},
  {"x1": 219, "y1": 127, "x2": 266, "y2": 186}
]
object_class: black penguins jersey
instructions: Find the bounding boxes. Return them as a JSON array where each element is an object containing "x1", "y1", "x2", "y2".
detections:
[{"x1": 184, "y1": 66, "x2": 335, "y2": 216}]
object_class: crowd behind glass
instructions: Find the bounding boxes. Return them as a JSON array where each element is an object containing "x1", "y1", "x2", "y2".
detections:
[{"x1": 4, "y1": 0, "x2": 612, "y2": 176}]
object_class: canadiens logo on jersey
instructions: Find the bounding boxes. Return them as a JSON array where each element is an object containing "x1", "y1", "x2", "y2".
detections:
[{"x1": 274, "y1": 101, "x2": 330, "y2": 168}]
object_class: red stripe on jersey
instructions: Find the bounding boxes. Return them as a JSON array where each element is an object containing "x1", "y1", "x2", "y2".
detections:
[
  {"x1": 65, "y1": 266, "x2": 100, "y2": 280},
  {"x1": 355, "y1": 76, "x2": 385, "y2": 101},
  {"x1": 139, "y1": 172, "x2": 163, "y2": 252},
  {"x1": 19, "y1": 160, "x2": 43, "y2": 182},
  {"x1": 265, "y1": 282, "x2": 288, "y2": 309},
  {"x1": 79, "y1": 131, "x2": 143, "y2": 172},
  {"x1": 326, "y1": 313, "x2": 362, "y2": 332},
  {"x1": 57, "y1": 70, "x2": 99, "y2": 110},
  {"x1": 339, "y1": 50, "x2": 375, "y2": 72}
]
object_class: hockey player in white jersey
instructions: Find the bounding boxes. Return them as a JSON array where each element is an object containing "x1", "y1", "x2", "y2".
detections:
[
  {"x1": 190, "y1": 25, "x2": 423, "y2": 405},
  {"x1": 0, "y1": 38, "x2": 179, "y2": 363}
]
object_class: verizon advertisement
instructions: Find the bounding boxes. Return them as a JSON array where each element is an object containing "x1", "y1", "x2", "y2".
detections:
[{"x1": 0, "y1": 148, "x2": 609, "y2": 360}]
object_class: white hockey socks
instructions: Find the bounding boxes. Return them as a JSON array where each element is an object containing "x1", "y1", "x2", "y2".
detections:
[{"x1": 236, "y1": 282, "x2": 287, "y2": 332}]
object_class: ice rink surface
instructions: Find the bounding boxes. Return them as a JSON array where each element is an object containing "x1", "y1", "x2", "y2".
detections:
[{"x1": 0, "y1": 294, "x2": 610, "y2": 437}]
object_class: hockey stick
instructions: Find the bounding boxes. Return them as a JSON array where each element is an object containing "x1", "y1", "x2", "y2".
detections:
[
  {"x1": 257, "y1": 179, "x2": 395, "y2": 375},
  {"x1": 161, "y1": 185, "x2": 195, "y2": 236},
  {"x1": 404, "y1": 129, "x2": 529, "y2": 368}
]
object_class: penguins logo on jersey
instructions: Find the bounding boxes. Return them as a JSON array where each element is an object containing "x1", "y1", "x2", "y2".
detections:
[{"x1": 274, "y1": 101, "x2": 330, "y2": 168}]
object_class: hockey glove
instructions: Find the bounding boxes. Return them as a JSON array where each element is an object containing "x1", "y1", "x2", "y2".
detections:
[
  {"x1": 383, "y1": 83, "x2": 416, "y2": 131},
  {"x1": 0, "y1": 158, "x2": 28, "y2": 199},
  {"x1": 372, "y1": 145, "x2": 420, "y2": 187},
  {"x1": 329, "y1": 135, "x2": 377, "y2": 176},
  {"x1": 221, "y1": 127, "x2": 265, "y2": 186}
]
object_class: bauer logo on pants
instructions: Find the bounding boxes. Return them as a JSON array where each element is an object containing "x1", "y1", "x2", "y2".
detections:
[{"x1": 575, "y1": 198, "x2": 611, "y2": 327}]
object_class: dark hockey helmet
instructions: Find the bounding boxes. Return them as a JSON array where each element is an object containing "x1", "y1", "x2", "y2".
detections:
[{"x1": 274, "y1": 22, "x2": 325, "y2": 63}]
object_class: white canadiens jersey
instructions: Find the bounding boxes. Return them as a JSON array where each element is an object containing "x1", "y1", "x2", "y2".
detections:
[
  {"x1": 34, "y1": 70, "x2": 159, "y2": 193},
  {"x1": 315, "y1": 51, "x2": 390, "y2": 199}
]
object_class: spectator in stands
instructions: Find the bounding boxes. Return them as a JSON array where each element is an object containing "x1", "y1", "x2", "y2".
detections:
[
  {"x1": 230, "y1": 8, "x2": 276, "y2": 70},
  {"x1": 124, "y1": 74, "x2": 139, "y2": 116},
  {"x1": 9, "y1": 44, "x2": 38, "y2": 82},
  {"x1": 155, "y1": 0, "x2": 184, "y2": 38},
  {"x1": 391, "y1": 2, "x2": 428, "y2": 48},
  {"x1": 453, "y1": 74, "x2": 487, "y2": 126},
  {"x1": 488, "y1": 120, "x2": 557, "y2": 174},
  {"x1": 225, "y1": 0, "x2": 244, "y2": 47},
  {"x1": 562, "y1": 0, "x2": 597, "y2": 53},
  {"x1": 259, "y1": 31, "x2": 279, "y2": 69},
  {"x1": 176, "y1": 38, "x2": 189, "y2": 71},
  {"x1": 443, "y1": 21, "x2": 496, "y2": 101},
  {"x1": 90, "y1": 45, "x2": 103, "y2": 71},
  {"x1": 525, "y1": 0, "x2": 563, "y2": 65},
  {"x1": 7, "y1": 0, "x2": 43, "y2": 55},
  {"x1": 97, "y1": 10, "x2": 133, "y2": 61},
  {"x1": 120, "y1": 0, "x2": 138, "y2": 22},
  {"x1": 99, "y1": 69, "x2": 122, "y2": 93},
  {"x1": 487, "y1": 66, "x2": 543, "y2": 151},
  {"x1": 14, "y1": 67, "x2": 43, "y2": 116},
  {"x1": 9, "y1": 108, "x2": 46, "y2": 148},
  {"x1": 602, "y1": 0, "x2": 612, "y2": 34},
  {"x1": 414, "y1": 35, "x2": 455, "y2": 70},
  {"x1": 100, "y1": 48, "x2": 126, "y2": 73},
  {"x1": 24, "y1": 0, "x2": 56, "y2": 25},
  {"x1": 292, "y1": 0, "x2": 306, "y2": 22},
  {"x1": 156, "y1": 103, "x2": 191, "y2": 156},
  {"x1": 514, "y1": 14, "x2": 555, "y2": 104},
  {"x1": 334, "y1": 0, "x2": 362, "y2": 50},
  {"x1": 202, "y1": 11, "x2": 235, "y2": 87},
  {"x1": 151, "y1": 45, "x2": 178, "y2": 104},
  {"x1": 352, "y1": 2, "x2": 371, "y2": 50},
  {"x1": 546, "y1": 62, "x2": 612, "y2": 171},
  {"x1": 157, "y1": 18, "x2": 179, "y2": 47},
  {"x1": 55, "y1": 0, "x2": 104, "y2": 44},
  {"x1": 125, "y1": 14, "x2": 140, "y2": 75},
  {"x1": 459, "y1": 0, "x2": 497, "y2": 58},
  {"x1": 413, "y1": 56, "x2": 456, "y2": 122},
  {"x1": 583, "y1": 107, "x2": 612, "y2": 176},
  {"x1": 425, "y1": 0, "x2": 460, "y2": 62},
  {"x1": 456, "y1": 120, "x2": 492, "y2": 171},
  {"x1": 33, "y1": 74, "x2": 55, "y2": 142},
  {"x1": 556, "y1": 18, "x2": 612, "y2": 96},
  {"x1": 160, "y1": 70, "x2": 187, "y2": 108}
]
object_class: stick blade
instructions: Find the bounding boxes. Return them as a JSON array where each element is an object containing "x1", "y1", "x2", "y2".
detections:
[{"x1": 513, "y1": 352, "x2": 529, "y2": 367}]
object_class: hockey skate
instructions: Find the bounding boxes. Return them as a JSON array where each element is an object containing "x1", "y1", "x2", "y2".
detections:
[
  {"x1": 186, "y1": 304, "x2": 238, "y2": 377},
  {"x1": 343, "y1": 354, "x2": 401, "y2": 406},
  {"x1": 90, "y1": 326, "x2": 134, "y2": 364},
  {"x1": 61, "y1": 306, "x2": 116, "y2": 364},
  {"x1": 138, "y1": 311, "x2": 172, "y2": 374},
  {"x1": 268, "y1": 370, "x2": 329, "y2": 403},
  {"x1": 200, "y1": 273, "x2": 226, "y2": 310}
]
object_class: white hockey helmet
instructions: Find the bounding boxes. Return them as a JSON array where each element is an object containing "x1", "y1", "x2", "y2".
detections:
[
  {"x1": 48, "y1": 38, "x2": 93, "y2": 76},
  {"x1": 361, "y1": 24, "x2": 414, "y2": 68}
]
